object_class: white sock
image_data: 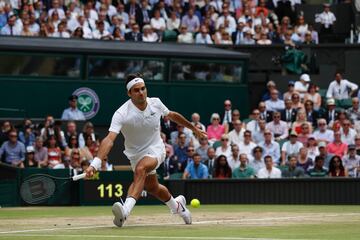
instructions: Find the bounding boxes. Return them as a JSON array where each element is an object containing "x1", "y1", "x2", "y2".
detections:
[
  {"x1": 165, "y1": 196, "x2": 178, "y2": 214},
  {"x1": 124, "y1": 197, "x2": 136, "y2": 215}
]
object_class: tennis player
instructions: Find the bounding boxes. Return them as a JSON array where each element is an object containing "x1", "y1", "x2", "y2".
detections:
[{"x1": 85, "y1": 73, "x2": 207, "y2": 227}]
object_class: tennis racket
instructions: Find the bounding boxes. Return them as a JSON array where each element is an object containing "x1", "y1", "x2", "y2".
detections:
[{"x1": 19, "y1": 173, "x2": 86, "y2": 204}]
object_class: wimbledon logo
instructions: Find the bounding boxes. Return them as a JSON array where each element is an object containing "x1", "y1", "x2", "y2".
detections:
[{"x1": 72, "y1": 87, "x2": 100, "y2": 120}]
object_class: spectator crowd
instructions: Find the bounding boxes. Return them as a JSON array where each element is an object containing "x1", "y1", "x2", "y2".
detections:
[
  {"x1": 1, "y1": 71, "x2": 360, "y2": 180},
  {"x1": 0, "y1": 0, "x2": 353, "y2": 44}
]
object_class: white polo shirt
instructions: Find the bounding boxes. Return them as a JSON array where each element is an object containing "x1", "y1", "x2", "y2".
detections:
[{"x1": 109, "y1": 97, "x2": 169, "y2": 159}]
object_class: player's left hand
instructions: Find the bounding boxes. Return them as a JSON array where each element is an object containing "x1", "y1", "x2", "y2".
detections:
[{"x1": 193, "y1": 128, "x2": 207, "y2": 139}]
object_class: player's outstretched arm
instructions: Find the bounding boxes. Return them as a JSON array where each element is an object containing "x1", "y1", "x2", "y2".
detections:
[
  {"x1": 85, "y1": 131, "x2": 118, "y2": 177},
  {"x1": 167, "y1": 111, "x2": 207, "y2": 139}
]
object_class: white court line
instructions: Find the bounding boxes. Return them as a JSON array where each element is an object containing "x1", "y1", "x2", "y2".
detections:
[
  {"x1": 0, "y1": 234, "x2": 313, "y2": 240},
  {"x1": 1, "y1": 213, "x2": 360, "y2": 235}
]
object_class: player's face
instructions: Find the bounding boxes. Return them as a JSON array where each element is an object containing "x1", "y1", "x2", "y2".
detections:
[{"x1": 128, "y1": 82, "x2": 147, "y2": 104}]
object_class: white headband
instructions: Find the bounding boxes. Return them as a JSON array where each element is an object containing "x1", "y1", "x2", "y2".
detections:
[{"x1": 126, "y1": 77, "x2": 144, "y2": 91}]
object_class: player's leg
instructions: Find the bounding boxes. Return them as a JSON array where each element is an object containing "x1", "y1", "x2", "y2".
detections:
[
  {"x1": 144, "y1": 174, "x2": 192, "y2": 224},
  {"x1": 112, "y1": 156, "x2": 157, "y2": 227}
]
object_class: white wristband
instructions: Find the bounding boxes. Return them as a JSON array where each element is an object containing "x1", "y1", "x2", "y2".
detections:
[{"x1": 90, "y1": 157, "x2": 102, "y2": 171}]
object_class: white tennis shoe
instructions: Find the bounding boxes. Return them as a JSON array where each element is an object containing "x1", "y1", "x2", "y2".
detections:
[
  {"x1": 174, "y1": 195, "x2": 192, "y2": 224},
  {"x1": 112, "y1": 202, "x2": 128, "y2": 227}
]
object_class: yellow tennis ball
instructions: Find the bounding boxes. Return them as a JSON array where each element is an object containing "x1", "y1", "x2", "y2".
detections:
[{"x1": 190, "y1": 198, "x2": 200, "y2": 208}]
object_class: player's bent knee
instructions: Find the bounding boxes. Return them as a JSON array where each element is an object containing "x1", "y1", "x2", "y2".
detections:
[{"x1": 134, "y1": 164, "x2": 147, "y2": 176}]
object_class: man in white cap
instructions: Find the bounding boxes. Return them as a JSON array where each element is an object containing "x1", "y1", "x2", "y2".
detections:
[
  {"x1": 85, "y1": 73, "x2": 206, "y2": 227},
  {"x1": 323, "y1": 98, "x2": 338, "y2": 125},
  {"x1": 326, "y1": 71, "x2": 358, "y2": 101},
  {"x1": 294, "y1": 73, "x2": 310, "y2": 101}
]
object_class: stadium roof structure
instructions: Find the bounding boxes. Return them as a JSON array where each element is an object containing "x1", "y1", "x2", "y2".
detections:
[{"x1": 0, "y1": 36, "x2": 249, "y2": 60}]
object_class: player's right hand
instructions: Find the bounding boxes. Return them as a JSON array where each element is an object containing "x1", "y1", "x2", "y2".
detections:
[{"x1": 85, "y1": 166, "x2": 96, "y2": 178}]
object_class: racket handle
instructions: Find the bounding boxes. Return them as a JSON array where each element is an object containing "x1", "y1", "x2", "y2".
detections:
[{"x1": 72, "y1": 173, "x2": 86, "y2": 181}]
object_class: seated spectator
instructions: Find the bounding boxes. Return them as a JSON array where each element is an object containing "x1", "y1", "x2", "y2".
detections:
[
  {"x1": 328, "y1": 155, "x2": 348, "y2": 177},
  {"x1": 241, "y1": 30, "x2": 255, "y2": 45},
  {"x1": 204, "y1": 147, "x2": 216, "y2": 178},
  {"x1": 161, "y1": 132, "x2": 174, "y2": 158},
  {"x1": 294, "y1": 74, "x2": 310, "y2": 101},
  {"x1": 266, "y1": 111, "x2": 288, "y2": 141},
  {"x1": 79, "y1": 135, "x2": 94, "y2": 162},
  {"x1": 219, "y1": 31, "x2": 233, "y2": 45},
  {"x1": 167, "y1": 11, "x2": 180, "y2": 32},
  {"x1": 306, "y1": 135, "x2": 319, "y2": 162},
  {"x1": 196, "y1": 136, "x2": 209, "y2": 163},
  {"x1": 125, "y1": 23, "x2": 142, "y2": 41},
  {"x1": 78, "y1": 122, "x2": 99, "y2": 148},
  {"x1": 48, "y1": 0, "x2": 66, "y2": 20},
  {"x1": 25, "y1": 146, "x2": 37, "y2": 167},
  {"x1": 232, "y1": 153, "x2": 255, "y2": 179},
  {"x1": 228, "y1": 119, "x2": 245, "y2": 147},
  {"x1": 46, "y1": 135, "x2": 64, "y2": 169},
  {"x1": 21, "y1": 19, "x2": 36, "y2": 37},
  {"x1": 281, "y1": 155, "x2": 305, "y2": 178},
  {"x1": 257, "y1": 31, "x2": 272, "y2": 45},
  {"x1": 327, "y1": 131, "x2": 348, "y2": 158},
  {"x1": 0, "y1": 121, "x2": 12, "y2": 146},
  {"x1": 34, "y1": 136, "x2": 48, "y2": 168},
  {"x1": 177, "y1": 25, "x2": 194, "y2": 43},
  {"x1": 346, "y1": 97, "x2": 360, "y2": 124},
  {"x1": 280, "y1": 98, "x2": 297, "y2": 127},
  {"x1": 69, "y1": 148, "x2": 82, "y2": 175},
  {"x1": 304, "y1": 100, "x2": 319, "y2": 128},
  {"x1": 341, "y1": 119, "x2": 356, "y2": 145},
  {"x1": 191, "y1": 113, "x2": 206, "y2": 132},
  {"x1": 0, "y1": 129, "x2": 25, "y2": 167},
  {"x1": 303, "y1": 31, "x2": 315, "y2": 45},
  {"x1": 249, "y1": 146, "x2": 265, "y2": 174},
  {"x1": 227, "y1": 144, "x2": 240, "y2": 171},
  {"x1": 342, "y1": 144, "x2": 360, "y2": 177},
  {"x1": 18, "y1": 125, "x2": 36, "y2": 148},
  {"x1": 213, "y1": 154, "x2": 232, "y2": 179},
  {"x1": 150, "y1": 9, "x2": 166, "y2": 39},
  {"x1": 283, "y1": 80, "x2": 296, "y2": 101},
  {"x1": 92, "y1": 21, "x2": 112, "y2": 40},
  {"x1": 53, "y1": 21, "x2": 70, "y2": 38},
  {"x1": 281, "y1": 131, "x2": 303, "y2": 165},
  {"x1": 162, "y1": 146, "x2": 179, "y2": 179},
  {"x1": 61, "y1": 95, "x2": 85, "y2": 121},
  {"x1": 307, "y1": 155, "x2": 328, "y2": 177},
  {"x1": 259, "y1": 129, "x2": 281, "y2": 165},
  {"x1": 195, "y1": 25, "x2": 213, "y2": 44},
  {"x1": 182, "y1": 153, "x2": 209, "y2": 179},
  {"x1": 252, "y1": 119, "x2": 267, "y2": 144},
  {"x1": 238, "y1": 130, "x2": 257, "y2": 159},
  {"x1": 113, "y1": 27, "x2": 125, "y2": 41},
  {"x1": 261, "y1": 80, "x2": 280, "y2": 102},
  {"x1": 291, "y1": 109, "x2": 311, "y2": 135},
  {"x1": 297, "y1": 122, "x2": 312, "y2": 145},
  {"x1": 215, "y1": 8, "x2": 236, "y2": 33},
  {"x1": 307, "y1": 24, "x2": 318, "y2": 44},
  {"x1": 181, "y1": 8, "x2": 200, "y2": 33},
  {"x1": 322, "y1": 98, "x2": 338, "y2": 126},
  {"x1": 291, "y1": 92, "x2": 304, "y2": 111},
  {"x1": 174, "y1": 133, "x2": 189, "y2": 169},
  {"x1": 258, "y1": 101, "x2": 273, "y2": 123},
  {"x1": 226, "y1": 109, "x2": 240, "y2": 132},
  {"x1": 161, "y1": 114, "x2": 177, "y2": 141},
  {"x1": 294, "y1": 15, "x2": 308, "y2": 40},
  {"x1": 0, "y1": 15, "x2": 21, "y2": 36},
  {"x1": 297, "y1": 147, "x2": 313, "y2": 172},
  {"x1": 265, "y1": 90, "x2": 285, "y2": 112},
  {"x1": 142, "y1": 24, "x2": 159, "y2": 42},
  {"x1": 304, "y1": 84, "x2": 321, "y2": 111},
  {"x1": 246, "y1": 109, "x2": 261, "y2": 133},
  {"x1": 232, "y1": 21, "x2": 245, "y2": 45},
  {"x1": 207, "y1": 113, "x2": 225, "y2": 142},
  {"x1": 326, "y1": 72, "x2": 358, "y2": 101},
  {"x1": 257, "y1": 155, "x2": 282, "y2": 178},
  {"x1": 170, "y1": 124, "x2": 192, "y2": 146},
  {"x1": 71, "y1": 27, "x2": 84, "y2": 39},
  {"x1": 215, "y1": 134, "x2": 231, "y2": 159},
  {"x1": 313, "y1": 119, "x2": 334, "y2": 144}
]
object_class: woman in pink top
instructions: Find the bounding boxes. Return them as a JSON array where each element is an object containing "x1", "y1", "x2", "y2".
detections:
[
  {"x1": 207, "y1": 113, "x2": 225, "y2": 142},
  {"x1": 326, "y1": 131, "x2": 347, "y2": 158}
]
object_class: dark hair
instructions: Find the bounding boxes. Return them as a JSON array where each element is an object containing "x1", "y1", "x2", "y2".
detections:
[
  {"x1": 314, "y1": 155, "x2": 324, "y2": 162},
  {"x1": 193, "y1": 153, "x2": 201, "y2": 158},
  {"x1": 329, "y1": 155, "x2": 345, "y2": 174},
  {"x1": 264, "y1": 155, "x2": 272, "y2": 161},
  {"x1": 252, "y1": 146, "x2": 263, "y2": 155},
  {"x1": 125, "y1": 72, "x2": 144, "y2": 86},
  {"x1": 214, "y1": 155, "x2": 232, "y2": 178}
]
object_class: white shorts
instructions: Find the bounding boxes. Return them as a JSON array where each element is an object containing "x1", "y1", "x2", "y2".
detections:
[{"x1": 127, "y1": 146, "x2": 166, "y2": 175}]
